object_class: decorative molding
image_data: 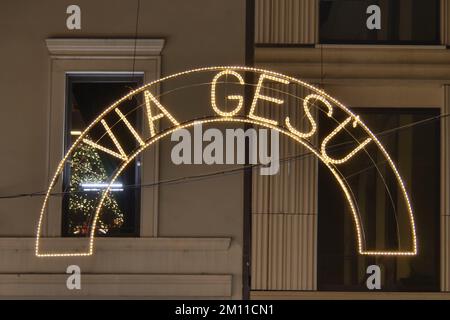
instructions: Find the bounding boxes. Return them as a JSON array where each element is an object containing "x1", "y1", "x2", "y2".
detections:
[
  {"x1": 251, "y1": 291, "x2": 450, "y2": 300},
  {"x1": 45, "y1": 38, "x2": 165, "y2": 56},
  {"x1": 442, "y1": 86, "x2": 450, "y2": 291},
  {"x1": 0, "y1": 274, "x2": 232, "y2": 298},
  {"x1": 44, "y1": 52, "x2": 161, "y2": 238},
  {"x1": 316, "y1": 44, "x2": 446, "y2": 50},
  {"x1": 443, "y1": 216, "x2": 450, "y2": 291},
  {"x1": 255, "y1": 46, "x2": 450, "y2": 82},
  {"x1": 0, "y1": 237, "x2": 231, "y2": 252},
  {"x1": 0, "y1": 237, "x2": 238, "y2": 290}
]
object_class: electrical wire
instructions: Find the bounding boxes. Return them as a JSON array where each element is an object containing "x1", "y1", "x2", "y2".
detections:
[
  {"x1": 0, "y1": 111, "x2": 447, "y2": 200},
  {"x1": 131, "y1": 0, "x2": 141, "y2": 82}
]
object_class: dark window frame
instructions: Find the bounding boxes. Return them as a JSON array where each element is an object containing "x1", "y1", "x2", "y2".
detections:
[{"x1": 62, "y1": 73, "x2": 144, "y2": 237}]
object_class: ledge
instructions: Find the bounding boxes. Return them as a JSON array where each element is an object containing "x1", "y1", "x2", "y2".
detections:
[
  {"x1": 0, "y1": 274, "x2": 232, "y2": 298},
  {"x1": 316, "y1": 44, "x2": 446, "y2": 50},
  {"x1": 0, "y1": 237, "x2": 236, "y2": 276},
  {"x1": 46, "y1": 38, "x2": 165, "y2": 56},
  {"x1": 251, "y1": 291, "x2": 450, "y2": 300},
  {"x1": 0, "y1": 237, "x2": 231, "y2": 252},
  {"x1": 255, "y1": 46, "x2": 450, "y2": 82}
]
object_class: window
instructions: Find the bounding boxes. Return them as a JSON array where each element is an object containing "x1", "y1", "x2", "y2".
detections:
[
  {"x1": 320, "y1": 0, "x2": 440, "y2": 45},
  {"x1": 62, "y1": 74, "x2": 143, "y2": 237},
  {"x1": 318, "y1": 108, "x2": 440, "y2": 291}
]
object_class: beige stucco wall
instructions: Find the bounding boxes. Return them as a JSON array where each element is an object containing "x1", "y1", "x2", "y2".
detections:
[{"x1": 0, "y1": 0, "x2": 246, "y2": 298}]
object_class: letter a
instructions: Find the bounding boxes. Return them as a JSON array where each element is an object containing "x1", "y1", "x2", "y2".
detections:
[
  {"x1": 366, "y1": 265, "x2": 381, "y2": 290},
  {"x1": 171, "y1": 129, "x2": 192, "y2": 164},
  {"x1": 66, "y1": 265, "x2": 81, "y2": 290},
  {"x1": 144, "y1": 90, "x2": 180, "y2": 137},
  {"x1": 66, "y1": 5, "x2": 81, "y2": 30},
  {"x1": 366, "y1": 5, "x2": 381, "y2": 30}
]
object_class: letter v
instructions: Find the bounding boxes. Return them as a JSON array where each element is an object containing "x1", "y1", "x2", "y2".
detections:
[{"x1": 83, "y1": 119, "x2": 128, "y2": 161}]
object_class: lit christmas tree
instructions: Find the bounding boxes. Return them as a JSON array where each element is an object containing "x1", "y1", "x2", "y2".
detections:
[{"x1": 67, "y1": 139, "x2": 124, "y2": 235}]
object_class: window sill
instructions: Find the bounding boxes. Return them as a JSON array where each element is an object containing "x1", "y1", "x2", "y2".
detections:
[
  {"x1": 315, "y1": 44, "x2": 446, "y2": 50},
  {"x1": 0, "y1": 237, "x2": 232, "y2": 252},
  {"x1": 251, "y1": 290, "x2": 450, "y2": 300},
  {"x1": 0, "y1": 274, "x2": 232, "y2": 298}
]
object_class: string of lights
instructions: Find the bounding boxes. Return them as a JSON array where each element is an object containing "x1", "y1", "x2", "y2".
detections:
[{"x1": 33, "y1": 66, "x2": 421, "y2": 257}]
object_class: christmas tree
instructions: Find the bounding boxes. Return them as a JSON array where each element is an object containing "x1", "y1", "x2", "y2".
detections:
[{"x1": 67, "y1": 139, "x2": 124, "y2": 235}]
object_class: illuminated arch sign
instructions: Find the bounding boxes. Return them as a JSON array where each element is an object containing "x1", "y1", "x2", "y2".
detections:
[{"x1": 36, "y1": 66, "x2": 417, "y2": 257}]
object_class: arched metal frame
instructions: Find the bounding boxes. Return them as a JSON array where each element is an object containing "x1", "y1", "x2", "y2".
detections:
[{"x1": 35, "y1": 66, "x2": 417, "y2": 257}]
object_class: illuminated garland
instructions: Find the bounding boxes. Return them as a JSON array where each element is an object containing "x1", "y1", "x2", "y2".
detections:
[
  {"x1": 35, "y1": 66, "x2": 417, "y2": 257},
  {"x1": 66, "y1": 140, "x2": 124, "y2": 235}
]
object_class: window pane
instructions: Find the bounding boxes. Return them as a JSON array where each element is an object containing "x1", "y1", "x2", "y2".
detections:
[
  {"x1": 320, "y1": 0, "x2": 440, "y2": 44},
  {"x1": 318, "y1": 108, "x2": 440, "y2": 291},
  {"x1": 62, "y1": 74, "x2": 143, "y2": 237}
]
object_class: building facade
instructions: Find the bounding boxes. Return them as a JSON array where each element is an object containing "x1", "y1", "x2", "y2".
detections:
[
  {"x1": 0, "y1": 0, "x2": 449, "y2": 299},
  {"x1": 251, "y1": 0, "x2": 449, "y2": 299}
]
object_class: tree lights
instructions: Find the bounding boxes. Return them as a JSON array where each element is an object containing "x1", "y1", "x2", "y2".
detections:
[{"x1": 35, "y1": 66, "x2": 417, "y2": 257}]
